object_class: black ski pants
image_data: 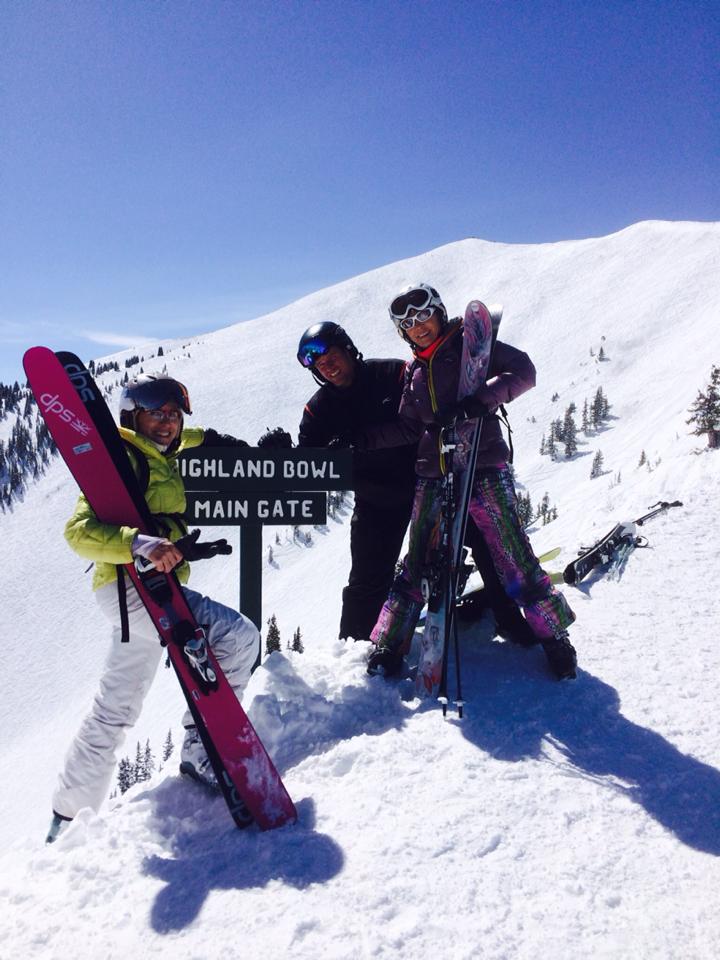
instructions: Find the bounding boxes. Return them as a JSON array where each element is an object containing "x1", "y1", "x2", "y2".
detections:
[{"x1": 339, "y1": 495, "x2": 414, "y2": 641}]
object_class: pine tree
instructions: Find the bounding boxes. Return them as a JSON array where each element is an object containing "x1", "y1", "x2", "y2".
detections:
[
  {"x1": 265, "y1": 614, "x2": 281, "y2": 655},
  {"x1": 562, "y1": 406, "x2": 578, "y2": 459},
  {"x1": 143, "y1": 740, "x2": 155, "y2": 781},
  {"x1": 590, "y1": 450, "x2": 604, "y2": 478},
  {"x1": 547, "y1": 432, "x2": 557, "y2": 460},
  {"x1": 162, "y1": 729, "x2": 174, "y2": 762},
  {"x1": 581, "y1": 399, "x2": 590, "y2": 434},
  {"x1": 638, "y1": 450, "x2": 647, "y2": 467},
  {"x1": 117, "y1": 756, "x2": 134, "y2": 794},
  {"x1": 133, "y1": 740, "x2": 145, "y2": 782},
  {"x1": 268, "y1": 545, "x2": 274, "y2": 565},
  {"x1": 291, "y1": 627, "x2": 304, "y2": 654},
  {"x1": 686, "y1": 364, "x2": 720, "y2": 447},
  {"x1": 537, "y1": 492, "x2": 551, "y2": 524},
  {"x1": 516, "y1": 491, "x2": 534, "y2": 527}
]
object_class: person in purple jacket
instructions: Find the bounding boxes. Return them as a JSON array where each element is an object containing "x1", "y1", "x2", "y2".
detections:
[{"x1": 359, "y1": 283, "x2": 577, "y2": 681}]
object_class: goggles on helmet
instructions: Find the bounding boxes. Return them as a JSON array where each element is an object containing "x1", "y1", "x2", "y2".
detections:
[
  {"x1": 297, "y1": 338, "x2": 331, "y2": 368},
  {"x1": 129, "y1": 378, "x2": 192, "y2": 415},
  {"x1": 389, "y1": 284, "x2": 444, "y2": 328}
]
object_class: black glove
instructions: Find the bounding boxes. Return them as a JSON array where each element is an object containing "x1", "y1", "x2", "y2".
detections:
[
  {"x1": 436, "y1": 396, "x2": 490, "y2": 427},
  {"x1": 256, "y1": 426, "x2": 294, "y2": 448},
  {"x1": 202, "y1": 428, "x2": 249, "y2": 448},
  {"x1": 176, "y1": 528, "x2": 233, "y2": 561}
]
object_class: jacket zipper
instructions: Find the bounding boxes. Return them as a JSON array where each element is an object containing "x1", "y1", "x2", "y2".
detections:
[{"x1": 425, "y1": 353, "x2": 447, "y2": 475}]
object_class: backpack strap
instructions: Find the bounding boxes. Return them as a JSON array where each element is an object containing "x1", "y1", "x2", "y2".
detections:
[
  {"x1": 123, "y1": 442, "x2": 151, "y2": 494},
  {"x1": 497, "y1": 404, "x2": 514, "y2": 464},
  {"x1": 116, "y1": 566, "x2": 130, "y2": 643}
]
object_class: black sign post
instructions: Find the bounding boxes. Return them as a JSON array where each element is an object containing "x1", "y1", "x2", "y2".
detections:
[{"x1": 178, "y1": 448, "x2": 353, "y2": 646}]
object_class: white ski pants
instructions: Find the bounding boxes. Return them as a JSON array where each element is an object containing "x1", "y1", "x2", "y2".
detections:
[{"x1": 52, "y1": 577, "x2": 260, "y2": 820}]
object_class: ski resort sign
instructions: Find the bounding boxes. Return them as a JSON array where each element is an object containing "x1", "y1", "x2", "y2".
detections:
[
  {"x1": 177, "y1": 447, "x2": 353, "y2": 640},
  {"x1": 178, "y1": 447, "x2": 351, "y2": 525}
]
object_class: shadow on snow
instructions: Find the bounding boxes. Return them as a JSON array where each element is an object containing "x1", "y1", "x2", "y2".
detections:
[
  {"x1": 451, "y1": 623, "x2": 720, "y2": 856},
  {"x1": 142, "y1": 795, "x2": 343, "y2": 934},
  {"x1": 140, "y1": 646, "x2": 407, "y2": 933}
]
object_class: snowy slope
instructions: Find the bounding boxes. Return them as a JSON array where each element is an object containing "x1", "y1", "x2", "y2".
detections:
[{"x1": 2, "y1": 220, "x2": 720, "y2": 959}]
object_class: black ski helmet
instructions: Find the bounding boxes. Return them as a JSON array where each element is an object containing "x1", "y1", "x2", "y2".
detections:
[
  {"x1": 297, "y1": 322, "x2": 361, "y2": 385},
  {"x1": 388, "y1": 283, "x2": 448, "y2": 348},
  {"x1": 119, "y1": 373, "x2": 192, "y2": 431}
]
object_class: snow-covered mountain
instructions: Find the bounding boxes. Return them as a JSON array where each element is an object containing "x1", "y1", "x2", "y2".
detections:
[{"x1": 2, "y1": 220, "x2": 720, "y2": 959}]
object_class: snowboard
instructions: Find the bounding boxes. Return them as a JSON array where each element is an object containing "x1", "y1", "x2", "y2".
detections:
[
  {"x1": 24, "y1": 347, "x2": 297, "y2": 831},
  {"x1": 415, "y1": 301, "x2": 500, "y2": 700}
]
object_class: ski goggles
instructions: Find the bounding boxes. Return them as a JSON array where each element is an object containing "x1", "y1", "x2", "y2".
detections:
[
  {"x1": 297, "y1": 338, "x2": 331, "y2": 368},
  {"x1": 133, "y1": 379, "x2": 192, "y2": 415},
  {"x1": 389, "y1": 286, "x2": 440, "y2": 322}
]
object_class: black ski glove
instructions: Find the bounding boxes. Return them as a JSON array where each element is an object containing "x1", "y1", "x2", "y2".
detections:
[
  {"x1": 176, "y1": 528, "x2": 233, "y2": 561},
  {"x1": 256, "y1": 427, "x2": 294, "y2": 448},
  {"x1": 202, "y1": 428, "x2": 249, "y2": 448},
  {"x1": 327, "y1": 433, "x2": 354, "y2": 449}
]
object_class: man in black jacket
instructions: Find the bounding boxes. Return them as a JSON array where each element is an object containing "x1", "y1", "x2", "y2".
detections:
[
  {"x1": 297, "y1": 322, "x2": 417, "y2": 642},
  {"x1": 295, "y1": 320, "x2": 538, "y2": 650}
]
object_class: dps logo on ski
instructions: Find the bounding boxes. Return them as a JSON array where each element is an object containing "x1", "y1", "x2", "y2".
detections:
[
  {"x1": 40, "y1": 392, "x2": 92, "y2": 437},
  {"x1": 61, "y1": 360, "x2": 96, "y2": 403}
]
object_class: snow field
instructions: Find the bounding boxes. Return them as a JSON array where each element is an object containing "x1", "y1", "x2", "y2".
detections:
[{"x1": 1, "y1": 220, "x2": 719, "y2": 958}]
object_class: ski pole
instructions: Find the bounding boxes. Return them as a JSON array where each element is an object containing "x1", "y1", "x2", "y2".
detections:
[
  {"x1": 451, "y1": 605, "x2": 464, "y2": 718},
  {"x1": 635, "y1": 500, "x2": 682, "y2": 526}
]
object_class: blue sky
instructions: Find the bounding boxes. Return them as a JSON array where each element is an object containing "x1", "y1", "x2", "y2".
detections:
[{"x1": 2, "y1": 0, "x2": 718, "y2": 384}]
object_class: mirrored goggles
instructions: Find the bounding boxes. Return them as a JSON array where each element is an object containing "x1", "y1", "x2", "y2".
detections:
[
  {"x1": 398, "y1": 307, "x2": 436, "y2": 331},
  {"x1": 297, "y1": 339, "x2": 331, "y2": 368},
  {"x1": 390, "y1": 287, "x2": 434, "y2": 322},
  {"x1": 133, "y1": 379, "x2": 192, "y2": 414}
]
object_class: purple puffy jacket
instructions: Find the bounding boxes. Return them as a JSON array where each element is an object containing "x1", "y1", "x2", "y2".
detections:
[{"x1": 360, "y1": 319, "x2": 536, "y2": 478}]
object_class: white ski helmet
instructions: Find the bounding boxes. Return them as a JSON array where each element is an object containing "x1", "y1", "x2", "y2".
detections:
[{"x1": 388, "y1": 283, "x2": 448, "y2": 344}]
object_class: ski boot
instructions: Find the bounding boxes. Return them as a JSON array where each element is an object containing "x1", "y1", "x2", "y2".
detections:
[
  {"x1": 179, "y1": 725, "x2": 218, "y2": 789},
  {"x1": 366, "y1": 645, "x2": 404, "y2": 678},
  {"x1": 542, "y1": 631, "x2": 577, "y2": 680},
  {"x1": 46, "y1": 810, "x2": 72, "y2": 844},
  {"x1": 180, "y1": 727, "x2": 254, "y2": 828}
]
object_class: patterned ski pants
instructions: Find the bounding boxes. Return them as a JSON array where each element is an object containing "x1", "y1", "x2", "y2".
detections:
[
  {"x1": 52, "y1": 577, "x2": 259, "y2": 820},
  {"x1": 370, "y1": 467, "x2": 575, "y2": 654}
]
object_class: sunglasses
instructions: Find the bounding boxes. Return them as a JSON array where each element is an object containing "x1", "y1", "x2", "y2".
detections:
[
  {"x1": 397, "y1": 307, "x2": 436, "y2": 331},
  {"x1": 144, "y1": 409, "x2": 182, "y2": 423}
]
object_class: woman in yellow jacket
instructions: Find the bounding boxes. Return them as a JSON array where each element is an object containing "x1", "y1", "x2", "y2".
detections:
[{"x1": 50, "y1": 374, "x2": 259, "y2": 839}]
